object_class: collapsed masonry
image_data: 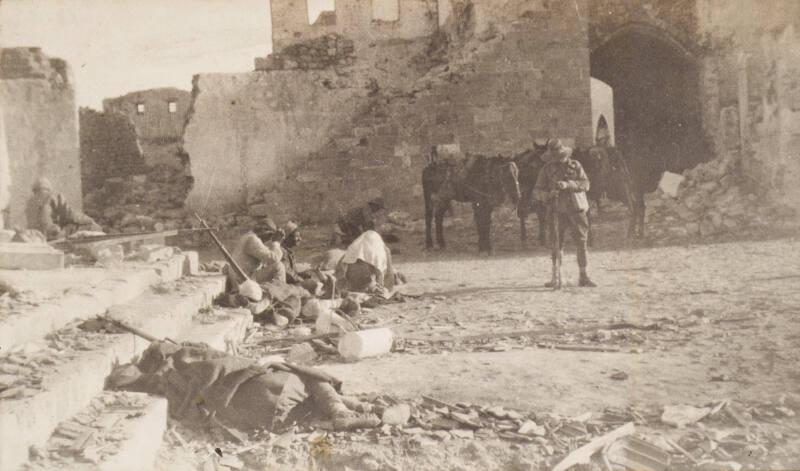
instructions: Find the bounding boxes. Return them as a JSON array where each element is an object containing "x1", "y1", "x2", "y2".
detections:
[{"x1": 80, "y1": 88, "x2": 194, "y2": 233}]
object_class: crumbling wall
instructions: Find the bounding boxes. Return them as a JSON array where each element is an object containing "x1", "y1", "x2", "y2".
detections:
[
  {"x1": 255, "y1": 34, "x2": 355, "y2": 71},
  {"x1": 270, "y1": 0, "x2": 439, "y2": 51},
  {"x1": 103, "y1": 88, "x2": 191, "y2": 169},
  {"x1": 695, "y1": 0, "x2": 800, "y2": 211},
  {"x1": 184, "y1": 1, "x2": 592, "y2": 222},
  {"x1": 183, "y1": 70, "x2": 365, "y2": 216},
  {"x1": 103, "y1": 88, "x2": 191, "y2": 141},
  {"x1": 0, "y1": 48, "x2": 82, "y2": 229},
  {"x1": 0, "y1": 105, "x2": 10, "y2": 229},
  {"x1": 79, "y1": 108, "x2": 145, "y2": 194},
  {"x1": 183, "y1": 0, "x2": 592, "y2": 224},
  {"x1": 643, "y1": 1, "x2": 800, "y2": 240}
]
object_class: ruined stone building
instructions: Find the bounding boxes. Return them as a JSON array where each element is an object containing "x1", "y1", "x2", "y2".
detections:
[
  {"x1": 79, "y1": 88, "x2": 195, "y2": 233},
  {"x1": 102, "y1": 88, "x2": 192, "y2": 169},
  {"x1": 0, "y1": 48, "x2": 82, "y2": 230},
  {"x1": 178, "y1": 0, "x2": 800, "y2": 228}
]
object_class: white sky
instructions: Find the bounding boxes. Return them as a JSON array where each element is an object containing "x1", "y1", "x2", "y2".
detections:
[{"x1": 0, "y1": 0, "x2": 276, "y2": 109}]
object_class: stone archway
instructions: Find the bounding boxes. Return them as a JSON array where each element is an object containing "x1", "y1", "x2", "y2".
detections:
[{"x1": 591, "y1": 23, "x2": 707, "y2": 192}]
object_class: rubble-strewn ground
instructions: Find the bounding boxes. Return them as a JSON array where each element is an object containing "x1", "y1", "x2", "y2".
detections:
[{"x1": 157, "y1": 203, "x2": 800, "y2": 470}]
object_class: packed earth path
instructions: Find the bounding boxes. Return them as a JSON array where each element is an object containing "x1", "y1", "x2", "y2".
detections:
[{"x1": 159, "y1": 204, "x2": 800, "y2": 470}]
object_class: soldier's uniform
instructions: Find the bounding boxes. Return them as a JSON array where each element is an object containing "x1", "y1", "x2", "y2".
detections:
[{"x1": 533, "y1": 140, "x2": 596, "y2": 287}]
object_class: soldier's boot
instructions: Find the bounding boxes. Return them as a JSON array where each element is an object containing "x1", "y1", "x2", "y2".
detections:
[
  {"x1": 308, "y1": 381, "x2": 380, "y2": 430},
  {"x1": 577, "y1": 241, "x2": 596, "y2": 287},
  {"x1": 579, "y1": 273, "x2": 597, "y2": 287}
]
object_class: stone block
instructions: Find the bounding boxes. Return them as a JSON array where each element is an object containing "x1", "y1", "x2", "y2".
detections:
[{"x1": 0, "y1": 242, "x2": 64, "y2": 270}]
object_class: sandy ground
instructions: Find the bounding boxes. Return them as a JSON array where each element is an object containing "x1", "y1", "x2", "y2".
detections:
[{"x1": 163, "y1": 204, "x2": 800, "y2": 470}]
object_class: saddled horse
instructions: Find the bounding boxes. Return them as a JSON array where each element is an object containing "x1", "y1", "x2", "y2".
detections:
[
  {"x1": 573, "y1": 145, "x2": 647, "y2": 239},
  {"x1": 514, "y1": 143, "x2": 548, "y2": 245},
  {"x1": 515, "y1": 143, "x2": 648, "y2": 244},
  {"x1": 423, "y1": 154, "x2": 521, "y2": 254}
]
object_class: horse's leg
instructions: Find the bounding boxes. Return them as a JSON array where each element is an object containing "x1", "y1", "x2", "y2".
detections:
[
  {"x1": 425, "y1": 196, "x2": 434, "y2": 249},
  {"x1": 485, "y1": 208, "x2": 494, "y2": 255},
  {"x1": 518, "y1": 201, "x2": 528, "y2": 244},
  {"x1": 625, "y1": 189, "x2": 637, "y2": 239},
  {"x1": 536, "y1": 203, "x2": 547, "y2": 246},
  {"x1": 595, "y1": 197, "x2": 602, "y2": 218},
  {"x1": 472, "y1": 203, "x2": 485, "y2": 253},
  {"x1": 586, "y1": 209, "x2": 594, "y2": 248},
  {"x1": 637, "y1": 193, "x2": 646, "y2": 238},
  {"x1": 435, "y1": 203, "x2": 447, "y2": 249}
]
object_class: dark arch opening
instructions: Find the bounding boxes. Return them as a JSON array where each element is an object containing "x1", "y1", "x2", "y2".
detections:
[{"x1": 591, "y1": 25, "x2": 709, "y2": 192}]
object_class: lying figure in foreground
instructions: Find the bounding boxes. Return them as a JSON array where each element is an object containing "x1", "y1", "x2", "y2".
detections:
[{"x1": 106, "y1": 341, "x2": 381, "y2": 433}]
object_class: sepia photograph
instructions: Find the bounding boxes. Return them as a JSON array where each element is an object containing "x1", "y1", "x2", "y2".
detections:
[{"x1": 0, "y1": 0, "x2": 799, "y2": 469}]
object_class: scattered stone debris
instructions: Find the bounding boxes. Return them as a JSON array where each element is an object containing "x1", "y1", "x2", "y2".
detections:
[
  {"x1": 647, "y1": 154, "x2": 799, "y2": 240},
  {"x1": 26, "y1": 391, "x2": 156, "y2": 470}
]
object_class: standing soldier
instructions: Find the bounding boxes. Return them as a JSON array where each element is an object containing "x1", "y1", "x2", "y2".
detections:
[{"x1": 533, "y1": 139, "x2": 597, "y2": 288}]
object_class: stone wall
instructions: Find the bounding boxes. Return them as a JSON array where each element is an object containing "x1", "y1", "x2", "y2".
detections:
[
  {"x1": 102, "y1": 88, "x2": 191, "y2": 170},
  {"x1": 255, "y1": 34, "x2": 355, "y2": 71},
  {"x1": 0, "y1": 106, "x2": 10, "y2": 228},
  {"x1": 103, "y1": 88, "x2": 191, "y2": 141},
  {"x1": 183, "y1": 69, "x2": 365, "y2": 215},
  {"x1": 183, "y1": 0, "x2": 592, "y2": 223},
  {"x1": 0, "y1": 48, "x2": 82, "y2": 229},
  {"x1": 588, "y1": 0, "x2": 700, "y2": 53},
  {"x1": 694, "y1": 0, "x2": 800, "y2": 212},
  {"x1": 270, "y1": 0, "x2": 439, "y2": 51}
]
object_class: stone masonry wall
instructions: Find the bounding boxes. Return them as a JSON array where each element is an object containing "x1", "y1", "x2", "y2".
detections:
[
  {"x1": 103, "y1": 88, "x2": 191, "y2": 142},
  {"x1": 0, "y1": 48, "x2": 82, "y2": 229},
  {"x1": 270, "y1": 0, "x2": 439, "y2": 51},
  {"x1": 183, "y1": 0, "x2": 592, "y2": 224},
  {"x1": 183, "y1": 69, "x2": 366, "y2": 216}
]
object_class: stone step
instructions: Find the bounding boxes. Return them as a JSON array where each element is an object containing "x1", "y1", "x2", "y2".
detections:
[
  {"x1": 0, "y1": 275, "x2": 227, "y2": 471},
  {"x1": 24, "y1": 392, "x2": 168, "y2": 471},
  {"x1": 0, "y1": 252, "x2": 198, "y2": 352}
]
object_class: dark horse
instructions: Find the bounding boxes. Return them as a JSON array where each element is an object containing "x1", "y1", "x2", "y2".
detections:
[
  {"x1": 573, "y1": 145, "x2": 647, "y2": 239},
  {"x1": 515, "y1": 143, "x2": 647, "y2": 244},
  {"x1": 514, "y1": 143, "x2": 548, "y2": 245},
  {"x1": 423, "y1": 154, "x2": 521, "y2": 253}
]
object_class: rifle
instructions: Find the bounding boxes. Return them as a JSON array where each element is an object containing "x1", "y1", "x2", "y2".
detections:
[
  {"x1": 550, "y1": 190, "x2": 562, "y2": 290},
  {"x1": 193, "y1": 213, "x2": 250, "y2": 283},
  {"x1": 49, "y1": 228, "x2": 212, "y2": 247},
  {"x1": 101, "y1": 315, "x2": 178, "y2": 344}
]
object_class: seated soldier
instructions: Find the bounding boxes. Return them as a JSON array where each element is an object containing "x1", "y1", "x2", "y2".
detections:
[
  {"x1": 106, "y1": 341, "x2": 380, "y2": 432},
  {"x1": 26, "y1": 177, "x2": 101, "y2": 240},
  {"x1": 227, "y1": 218, "x2": 286, "y2": 292},
  {"x1": 335, "y1": 197, "x2": 385, "y2": 246},
  {"x1": 280, "y1": 221, "x2": 302, "y2": 284}
]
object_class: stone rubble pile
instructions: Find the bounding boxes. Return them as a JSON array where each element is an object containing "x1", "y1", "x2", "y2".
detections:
[
  {"x1": 255, "y1": 34, "x2": 356, "y2": 71},
  {"x1": 647, "y1": 155, "x2": 798, "y2": 241},
  {"x1": 84, "y1": 164, "x2": 194, "y2": 233}
]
